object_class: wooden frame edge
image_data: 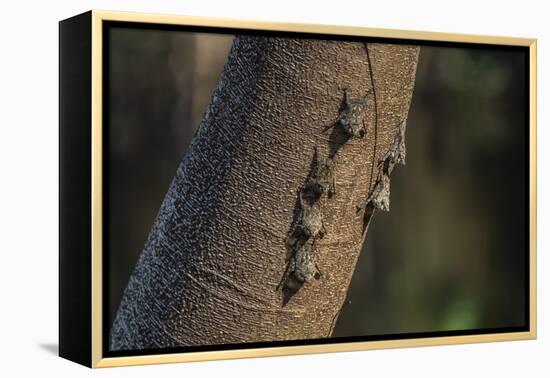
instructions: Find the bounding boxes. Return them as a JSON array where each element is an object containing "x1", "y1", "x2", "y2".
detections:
[
  {"x1": 92, "y1": 9, "x2": 535, "y2": 46},
  {"x1": 94, "y1": 332, "x2": 535, "y2": 368},
  {"x1": 529, "y1": 39, "x2": 537, "y2": 340},
  {"x1": 91, "y1": 10, "x2": 103, "y2": 368}
]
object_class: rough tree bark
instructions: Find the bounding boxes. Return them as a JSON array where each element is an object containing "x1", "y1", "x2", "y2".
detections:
[{"x1": 110, "y1": 35, "x2": 419, "y2": 350}]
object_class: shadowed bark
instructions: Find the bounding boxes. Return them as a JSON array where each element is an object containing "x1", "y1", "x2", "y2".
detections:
[{"x1": 110, "y1": 35, "x2": 419, "y2": 350}]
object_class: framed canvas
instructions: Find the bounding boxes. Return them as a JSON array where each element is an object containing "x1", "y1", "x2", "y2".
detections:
[{"x1": 59, "y1": 10, "x2": 537, "y2": 368}]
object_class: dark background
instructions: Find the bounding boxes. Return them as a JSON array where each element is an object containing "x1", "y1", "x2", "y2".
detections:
[{"x1": 107, "y1": 27, "x2": 527, "y2": 339}]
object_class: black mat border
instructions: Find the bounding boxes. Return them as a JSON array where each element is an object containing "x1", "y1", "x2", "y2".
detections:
[{"x1": 101, "y1": 20, "x2": 531, "y2": 359}]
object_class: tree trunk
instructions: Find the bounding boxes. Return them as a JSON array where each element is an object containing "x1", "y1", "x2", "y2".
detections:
[{"x1": 110, "y1": 35, "x2": 419, "y2": 350}]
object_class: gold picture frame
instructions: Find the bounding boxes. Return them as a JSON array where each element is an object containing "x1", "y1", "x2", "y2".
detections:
[{"x1": 59, "y1": 9, "x2": 537, "y2": 368}]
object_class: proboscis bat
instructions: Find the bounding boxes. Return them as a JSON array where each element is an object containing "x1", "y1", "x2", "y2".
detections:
[
  {"x1": 295, "y1": 200, "x2": 326, "y2": 240},
  {"x1": 289, "y1": 242, "x2": 321, "y2": 283},
  {"x1": 325, "y1": 89, "x2": 368, "y2": 139},
  {"x1": 379, "y1": 120, "x2": 407, "y2": 172},
  {"x1": 301, "y1": 153, "x2": 336, "y2": 204},
  {"x1": 316, "y1": 156, "x2": 336, "y2": 198},
  {"x1": 357, "y1": 173, "x2": 391, "y2": 212}
]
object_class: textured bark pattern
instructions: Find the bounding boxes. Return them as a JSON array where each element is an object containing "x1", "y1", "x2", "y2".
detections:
[{"x1": 110, "y1": 35, "x2": 419, "y2": 350}]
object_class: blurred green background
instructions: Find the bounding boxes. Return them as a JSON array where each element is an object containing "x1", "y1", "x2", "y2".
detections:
[{"x1": 107, "y1": 27, "x2": 527, "y2": 338}]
